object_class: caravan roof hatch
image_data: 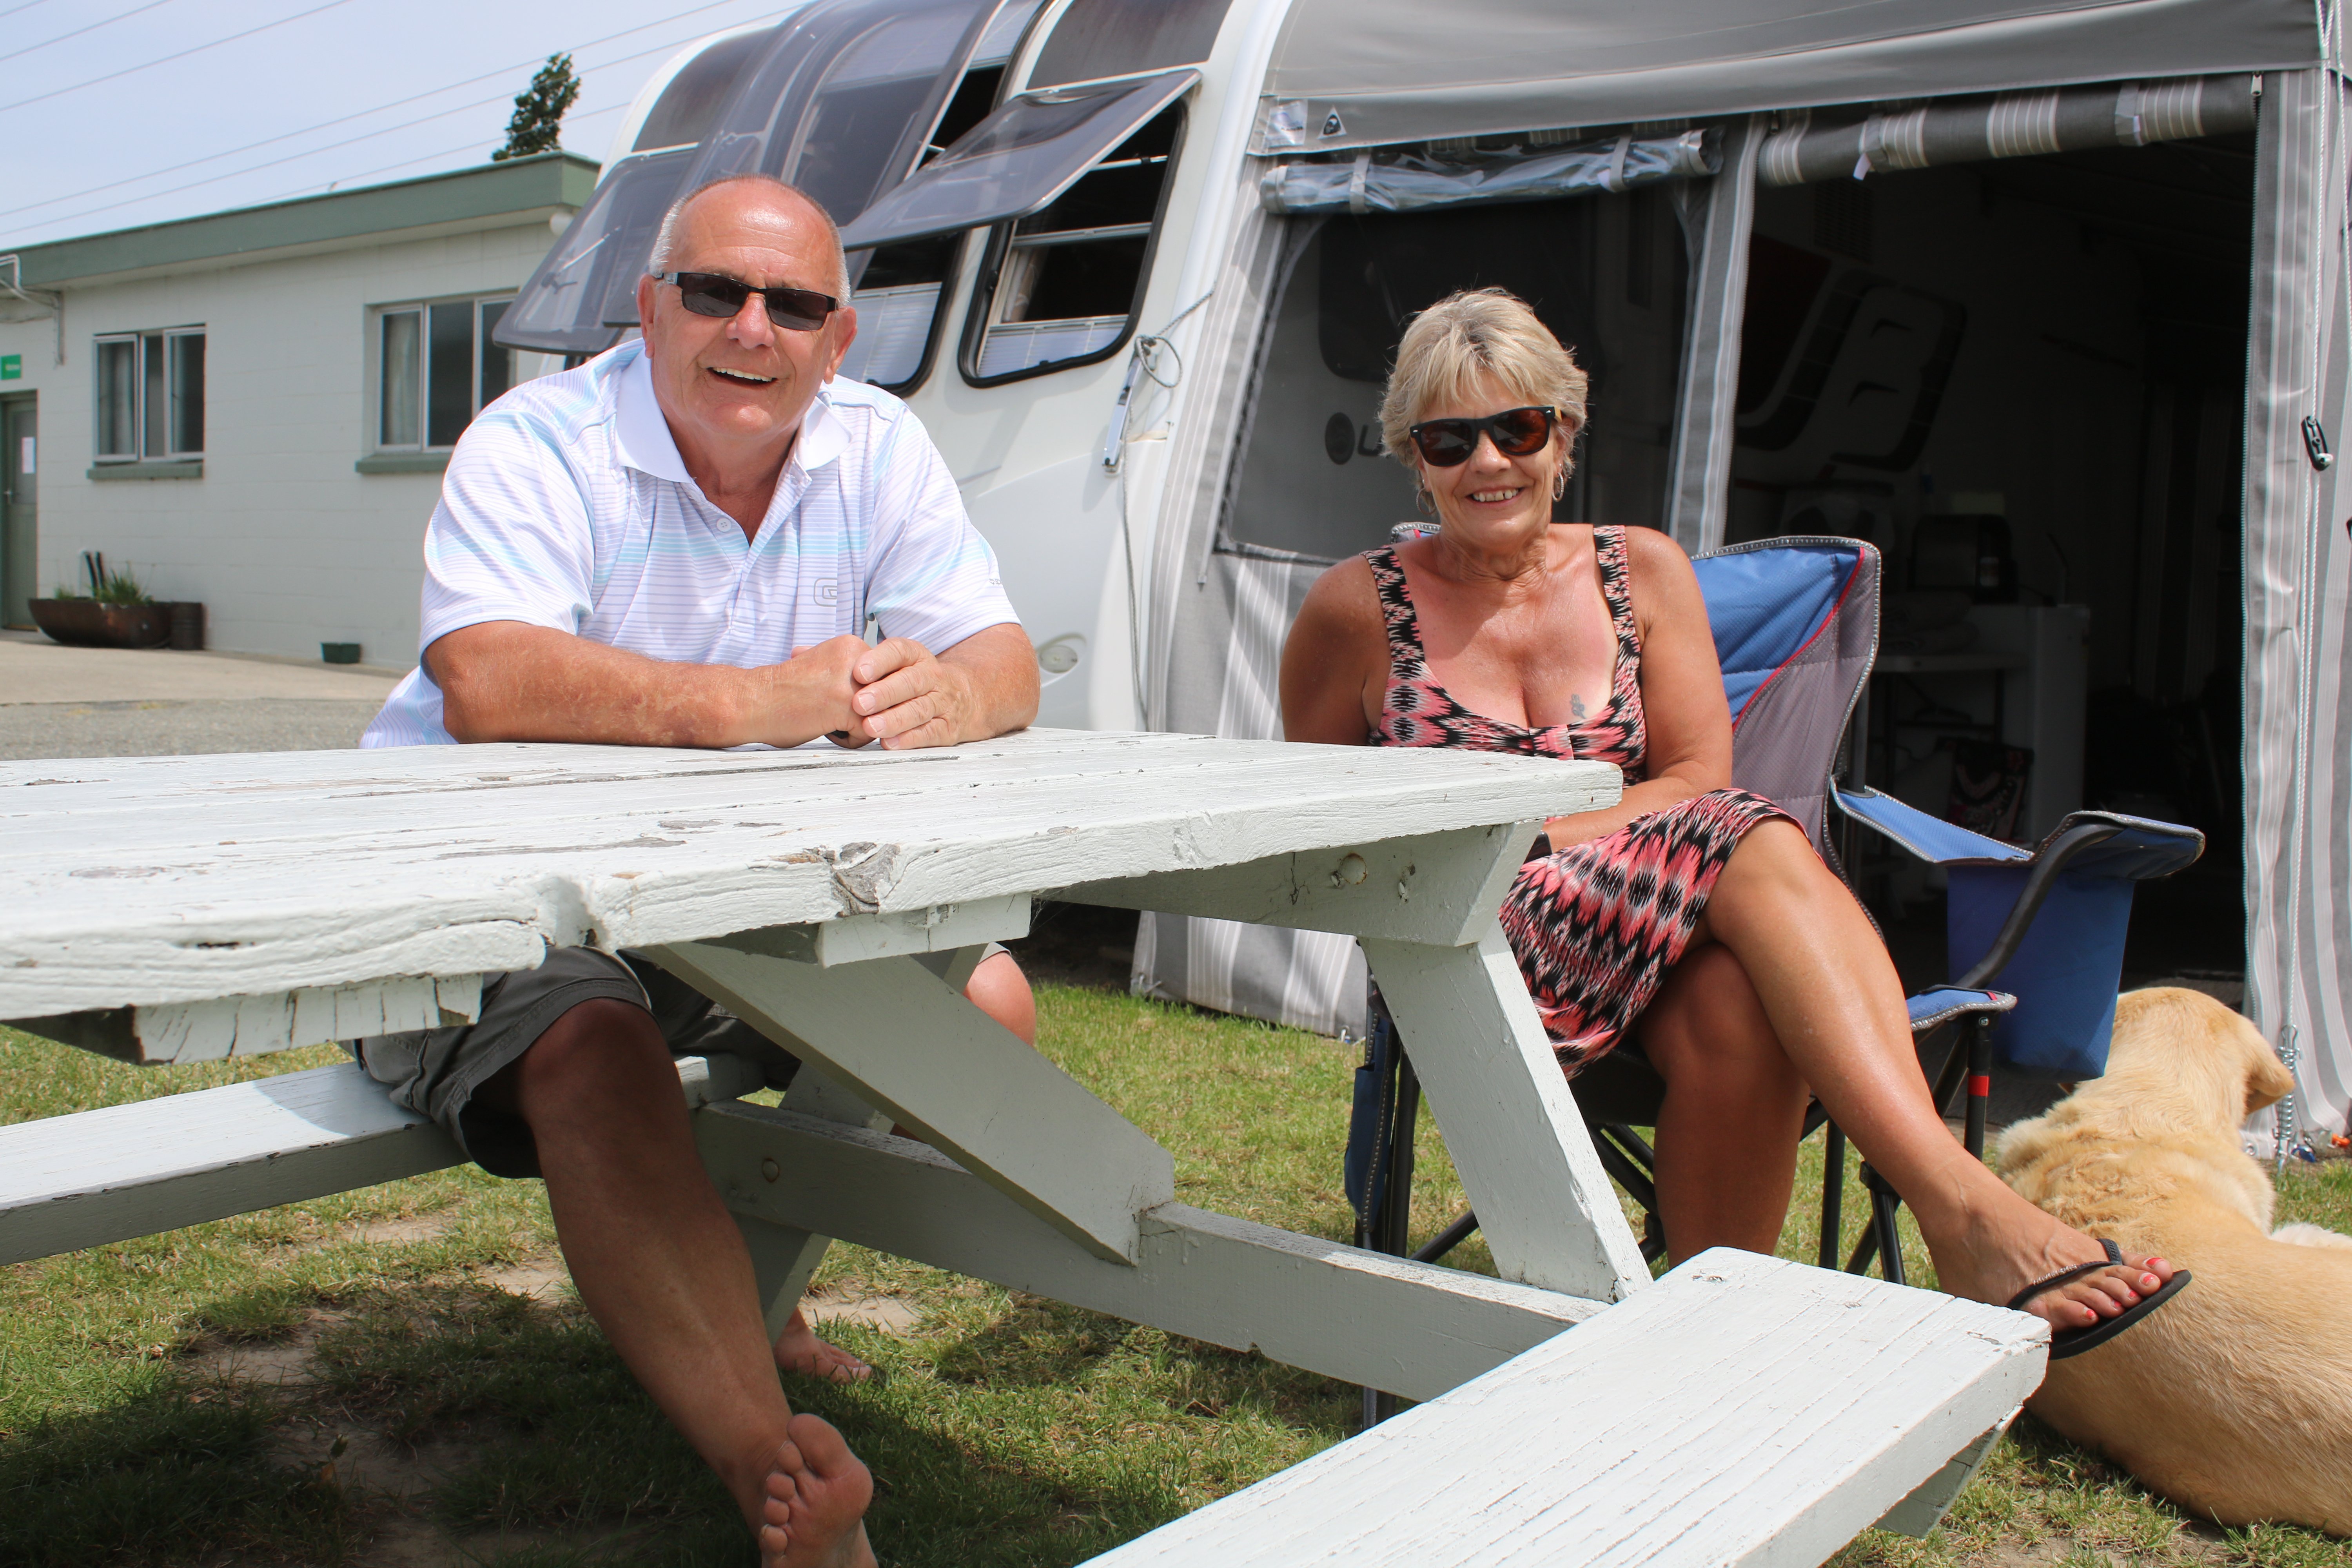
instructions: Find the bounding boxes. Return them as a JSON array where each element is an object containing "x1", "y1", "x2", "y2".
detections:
[
  {"x1": 498, "y1": 0, "x2": 1005, "y2": 356},
  {"x1": 837, "y1": 69, "x2": 1200, "y2": 252}
]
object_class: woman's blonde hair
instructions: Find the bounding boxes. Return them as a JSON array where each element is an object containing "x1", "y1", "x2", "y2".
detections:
[{"x1": 1377, "y1": 287, "x2": 1588, "y2": 471}]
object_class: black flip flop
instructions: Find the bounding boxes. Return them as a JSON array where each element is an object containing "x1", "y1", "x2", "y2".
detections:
[{"x1": 2006, "y1": 1237, "x2": 2191, "y2": 1361}]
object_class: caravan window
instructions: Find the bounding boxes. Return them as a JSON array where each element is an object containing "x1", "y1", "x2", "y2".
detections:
[
  {"x1": 958, "y1": 103, "x2": 1183, "y2": 385},
  {"x1": 1222, "y1": 191, "x2": 1688, "y2": 562},
  {"x1": 835, "y1": 55, "x2": 1011, "y2": 392}
]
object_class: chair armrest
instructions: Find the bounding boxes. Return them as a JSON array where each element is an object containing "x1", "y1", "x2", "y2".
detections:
[
  {"x1": 1906, "y1": 987, "x2": 2016, "y2": 1033},
  {"x1": 1953, "y1": 818, "x2": 2125, "y2": 988},
  {"x1": 1833, "y1": 787, "x2": 2031, "y2": 867}
]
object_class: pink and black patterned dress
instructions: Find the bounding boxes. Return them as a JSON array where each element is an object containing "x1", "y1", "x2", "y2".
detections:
[{"x1": 1368, "y1": 526, "x2": 1790, "y2": 1076}]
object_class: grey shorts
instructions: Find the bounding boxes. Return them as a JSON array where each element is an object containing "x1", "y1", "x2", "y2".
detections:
[{"x1": 348, "y1": 947, "x2": 806, "y2": 1179}]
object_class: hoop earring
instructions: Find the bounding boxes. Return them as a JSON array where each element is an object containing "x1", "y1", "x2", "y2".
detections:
[
  {"x1": 1415, "y1": 484, "x2": 1437, "y2": 516},
  {"x1": 1551, "y1": 466, "x2": 1568, "y2": 502}
]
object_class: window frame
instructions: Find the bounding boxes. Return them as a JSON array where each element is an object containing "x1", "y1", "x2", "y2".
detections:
[
  {"x1": 955, "y1": 102, "x2": 1186, "y2": 390},
  {"x1": 846, "y1": 229, "x2": 972, "y2": 397},
  {"x1": 368, "y1": 293, "x2": 518, "y2": 454},
  {"x1": 835, "y1": 58, "x2": 1007, "y2": 397},
  {"x1": 92, "y1": 326, "x2": 205, "y2": 464}
]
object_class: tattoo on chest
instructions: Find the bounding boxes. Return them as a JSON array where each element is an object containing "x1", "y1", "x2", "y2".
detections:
[{"x1": 1571, "y1": 692, "x2": 1589, "y2": 722}]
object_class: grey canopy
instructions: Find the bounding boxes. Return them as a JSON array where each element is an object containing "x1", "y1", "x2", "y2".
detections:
[
  {"x1": 838, "y1": 68, "x2": 1199, "y2": 250},
  {"x1": 1250, "y1": 0, "x2": 2321, "y2": 154}
]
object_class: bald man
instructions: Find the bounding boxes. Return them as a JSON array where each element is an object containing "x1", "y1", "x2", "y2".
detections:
[{"x1": 358, "y1": 174, "x2": 1039, "y2": 1567}]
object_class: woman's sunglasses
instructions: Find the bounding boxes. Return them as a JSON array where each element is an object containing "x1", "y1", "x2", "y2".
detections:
[
  {"x1": 653, "y1": 270, "x2": 839, "y2": 332},
  {"x1": 1407, "y1": 405, "x2": 1561, "y2": 467}
]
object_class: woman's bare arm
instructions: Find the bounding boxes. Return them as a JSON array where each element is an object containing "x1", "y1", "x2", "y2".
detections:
[
  {"x1": 1543, "y1": 528, "x2": 1735, "y2": 846},
  {"x1": 1278, "y1": 557, "x2": 1390, "y2": 746}
]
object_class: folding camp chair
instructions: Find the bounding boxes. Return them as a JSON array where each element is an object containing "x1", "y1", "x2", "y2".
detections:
[
  {"x1": 1346, "y1": 531, "x2": 2199, "y2": 1420},
  {"x1": 1825, "y1": 790, "x2": 2204, "y2": 1274}
]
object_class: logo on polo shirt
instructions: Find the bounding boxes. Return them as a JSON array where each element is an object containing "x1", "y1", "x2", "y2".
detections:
[{"x1": 815, "y1": 580, "x2": 838, "y2": 604}]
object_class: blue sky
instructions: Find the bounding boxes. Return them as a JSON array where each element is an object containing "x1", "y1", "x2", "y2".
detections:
[{"x1": 1, "y1": 0, "x2": 797, "y2": 250}]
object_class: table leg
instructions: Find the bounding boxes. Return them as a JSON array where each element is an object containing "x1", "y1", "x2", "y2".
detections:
[
  {"x1": 645, "y1": 939, "x2": 1174, "y2": 1264},
  {"x1": 1359, "y1": 931, "x2": 1650, "y2": 1303},
  {"x1": 734, "y1": 1067, "x2": 893, "y2": 1339}
]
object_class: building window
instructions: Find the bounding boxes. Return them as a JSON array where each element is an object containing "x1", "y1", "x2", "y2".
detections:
[
  {"x1": 374, "y1": 296, "x2": 515, "y2": 450},
  {"x1": 960, "y1": 104, "x2": 1182, "y2": 386},
  {"x1": 94, "y1": 328, "x2": 204, "y2": 462}
]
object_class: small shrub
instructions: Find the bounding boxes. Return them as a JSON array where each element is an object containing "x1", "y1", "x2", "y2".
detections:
[{"x1": 91, "y1": 566, "x2": 151, "y2": 606}]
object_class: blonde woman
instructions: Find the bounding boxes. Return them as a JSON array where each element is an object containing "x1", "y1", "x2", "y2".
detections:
[{"x1": 1279, "y1": 287, "x2": 2182, "y2": 1352}]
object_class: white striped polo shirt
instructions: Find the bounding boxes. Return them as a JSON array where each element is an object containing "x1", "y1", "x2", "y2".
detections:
[{"x1": 363, "y1": 340, "x2": 1018, "y2": 748}]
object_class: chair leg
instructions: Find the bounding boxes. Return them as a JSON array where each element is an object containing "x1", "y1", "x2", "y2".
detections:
[
  {"x1": 1818, "y1": 1122, "x2": 1846, "y2": 1271},
  {"x1": 1587, "y1": 1121, "x2": 1666, "y2": 1265},
  {"x1": 1963, "y1": 1016, "x2": 1993, "y2": 1163},
  {"x1": 1364, "y1": 1047, "x2": 1419, "y2": 1430},
  {"x1": 1412, "y1": 1210, "x2": 1481, "y2": 1264},
  {"x1": 1853, "y1": 1163, "x2": 1907, "y2": 1287},
  {"x1": 1379, "y1": 1055, "x2": 1421, "y2": 1258}
]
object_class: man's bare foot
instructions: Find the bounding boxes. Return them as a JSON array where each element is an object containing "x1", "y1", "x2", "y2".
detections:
[
  {"x1": 1922, "y1": 1181, "x2": 2174, "y2": 1333},
  {"x1": 773, "y1": 1308, "x2": 871, "y2": 1384},
  {"x1": 757, "y1": 1412, "x2": 877, "y2": 1568}
]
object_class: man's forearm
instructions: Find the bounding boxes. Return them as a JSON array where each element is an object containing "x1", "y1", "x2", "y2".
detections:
[
  {"x1": 430, "y1": 622, "x2": 846, "y2": 748},
  {"x1": 938, "y1": 622, "x2": 1040, "y2": 742}
]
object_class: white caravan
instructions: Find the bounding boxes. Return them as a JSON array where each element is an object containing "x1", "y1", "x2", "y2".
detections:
[{"x1": 505, "y1": 0, "x2": 2352, "y2": 1149}]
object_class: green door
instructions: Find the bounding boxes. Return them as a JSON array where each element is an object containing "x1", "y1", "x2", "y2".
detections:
[{"x1": 1, "y1": 396, "x2": 32, "y2": 628}]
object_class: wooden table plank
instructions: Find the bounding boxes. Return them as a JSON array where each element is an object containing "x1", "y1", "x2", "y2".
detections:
[
  {"x1": 1078, "y1": 1249, "x2": 2046, "y2": 1567},
  {"x1": 1, "y1": 732, "x2": 1617, "y2": 1018}
]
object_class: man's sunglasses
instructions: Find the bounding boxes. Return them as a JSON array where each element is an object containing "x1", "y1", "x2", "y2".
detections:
[
  {"x1": 1407, "y1": 405, "x2": 1562, "y2": 466},
  {"x1": 653, "y1": 271, "x2": 839, "y2": 332}
]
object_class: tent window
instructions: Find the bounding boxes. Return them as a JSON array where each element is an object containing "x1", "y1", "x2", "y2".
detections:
[
  {"x1": 1221, "y1": 193, "x2": 1688, "y2": 563},
  {"x1": 960, "y1": 103, "x2": 1181, "y2": 385}
]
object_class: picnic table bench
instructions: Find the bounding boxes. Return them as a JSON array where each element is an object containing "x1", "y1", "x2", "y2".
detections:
[{"x1": 0, "y1": 730, "x2": 2040, "y2": 1560}]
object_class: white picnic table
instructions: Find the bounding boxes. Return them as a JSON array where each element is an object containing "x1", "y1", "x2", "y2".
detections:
[
  {"x1": 0, "y1": 728, "x2": 2041, "y2": 1563},
  {"x1": 0, "y1": 730, "x2": 1643, "y2": 1361}
]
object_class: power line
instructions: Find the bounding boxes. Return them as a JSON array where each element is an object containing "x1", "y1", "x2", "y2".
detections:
[
  {"x1": 6, "y1": 40, "x2": 674, "y2": 236},
  {"x1": 0, "y1": 0, "x2": 768, "y2": 223},
  {"x1": 0, "y1": 0, "x2": 65, "y2": 19},
  {"x1": 298, "y1": 103, "x2": 631, "y2": 198},
  {"x1": 15, "y1": 94, "x2": 628, "y2": 250},
  {"x1": 3, "y1": 13, "x2": 750, "y2": 244},
  {"x1": 0, "y1": 0, "x2": 365, "y2": 116},
  {"x1": 0, "y1": 0, "x2": 185, "y2": 67}
]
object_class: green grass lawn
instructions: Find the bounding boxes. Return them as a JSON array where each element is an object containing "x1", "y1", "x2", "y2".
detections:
[{"x1": 3, "y1": 985, "x2": 2348, "y2": 1566}]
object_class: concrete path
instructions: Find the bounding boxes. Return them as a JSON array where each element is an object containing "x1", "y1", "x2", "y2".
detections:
[{"x1": 0, "y1": 633, "x2": 402, "y2": 760}]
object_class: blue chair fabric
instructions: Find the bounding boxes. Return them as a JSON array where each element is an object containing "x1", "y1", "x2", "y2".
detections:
[{"x1": 1837, "y1": 788, "x2": 2205, "y2": 1079}]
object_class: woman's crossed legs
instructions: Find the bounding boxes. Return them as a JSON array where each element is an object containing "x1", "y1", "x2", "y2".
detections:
[{"x1": 1632, "y1": 818, "x2": 2171, "y2": 1332}]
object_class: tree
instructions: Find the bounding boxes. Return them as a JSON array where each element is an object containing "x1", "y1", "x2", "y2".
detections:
[{"x1": 493, "y1": 54, "x2": 581, "y2": 162}]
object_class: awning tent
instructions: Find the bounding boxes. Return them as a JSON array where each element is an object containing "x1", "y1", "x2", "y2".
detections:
[
  {"x1": 1131, "y1": 0, "x2": 2351, "y2": 1155},
  {"x1": 1249, "y1": 0, "x2": 2320, "y2": 152}
]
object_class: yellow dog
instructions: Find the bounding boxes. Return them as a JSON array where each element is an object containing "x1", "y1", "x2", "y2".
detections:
[{"x1": 1998, "y1": 986, "x2": 2352, "y2": 1534}]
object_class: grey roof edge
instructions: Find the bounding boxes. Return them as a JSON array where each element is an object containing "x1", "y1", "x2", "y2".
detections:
[{"x1": 6, "y1": 152, "x2": 602, "y2": 291}]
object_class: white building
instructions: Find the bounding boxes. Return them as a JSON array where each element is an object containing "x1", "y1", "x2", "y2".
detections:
[{"x1": 0, "y1": 152, "x2": 595, "y2": 665}]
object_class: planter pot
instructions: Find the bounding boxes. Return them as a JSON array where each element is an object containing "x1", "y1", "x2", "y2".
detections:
[{"x1": 31, "y1": 599, "x2": 172, "y2": 649}]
